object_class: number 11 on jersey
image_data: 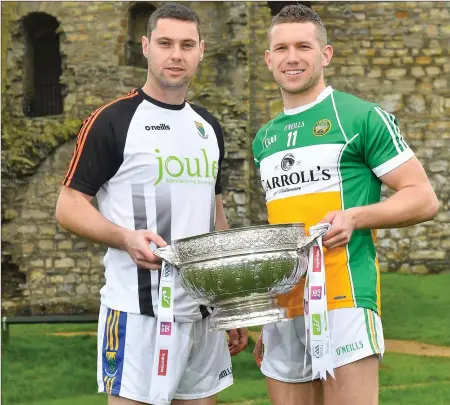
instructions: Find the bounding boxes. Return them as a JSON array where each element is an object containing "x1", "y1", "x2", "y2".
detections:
[{"x1": 287, "y1": 130, "x2": 298, "y2": 147}]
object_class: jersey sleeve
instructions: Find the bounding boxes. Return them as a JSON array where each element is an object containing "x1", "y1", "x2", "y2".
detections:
[
  {"x1": 213, "y1": 120, "x2": 225, "y2": 195},
  {"x1": 252, "y1": 129, "x2": 264, "y2": 169},
  {"x1": 62, "y1": 108, "x2": 124, "y2": 196},
  {"x1": 363, "y1": 106, "x2": 415, "y2": 178}
]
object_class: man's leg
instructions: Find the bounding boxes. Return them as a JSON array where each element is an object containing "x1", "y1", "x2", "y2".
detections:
[
  {"x1": 322, "y1": 355, "x2": 379, "y2": 405},
  {"x1": 267, "y1": 378, "x2": 323, "y2": 405},
  {"x1": 260, "y1": 318, "x2": 322, "y2": 405},
  {"x1": 321, "y1": 307, "x2": 384, "y2": 405}
]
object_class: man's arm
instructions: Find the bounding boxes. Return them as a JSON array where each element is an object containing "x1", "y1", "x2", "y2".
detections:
[
  {"x1": 321, "y1": 157, "x2": 439, "y2": 249},
  {"x1": 56, "y1": 186, "x2": 166, "y2": 269},
  {"x1": 347, "y1": 157, "x2": 439, "y2": 229},
  {"x1": 215, "y1": 194, "x2": 229, "y2": 231}
]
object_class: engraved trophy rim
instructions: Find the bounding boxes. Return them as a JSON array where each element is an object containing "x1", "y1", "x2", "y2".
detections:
[{"x1": 174, "y1": 222, "x2": 306, "y2": 244}]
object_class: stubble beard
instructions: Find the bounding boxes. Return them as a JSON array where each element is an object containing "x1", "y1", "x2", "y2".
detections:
[
  {"x1": 278, "y1": 69, "x2": 322, "y2": 95},
  {"x1": 159, "y1": 75, "x2": 191, "y2": 89},
  {"x1": 148, "y1": 64, "x2": 192, "y2": 90}
]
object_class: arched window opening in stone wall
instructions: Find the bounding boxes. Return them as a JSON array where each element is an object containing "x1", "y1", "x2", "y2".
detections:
[
  {"x1": 267, "y1": 2, "x2": 312, "y2": 16},
  {"x1": 22, "y1": 12, "x2": 63, "y2": 118},
  {"x1": 127, "y1": 2, "x2": 156, "y2": 69}
]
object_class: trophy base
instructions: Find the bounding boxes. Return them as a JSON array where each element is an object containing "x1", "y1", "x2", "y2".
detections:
[{"x1": 208, "y1": 297, "x2": 291, "y2": 331}]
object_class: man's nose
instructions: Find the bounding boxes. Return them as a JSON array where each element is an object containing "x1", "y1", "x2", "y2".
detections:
[
  {"x1": 171, "y1": 45, "x2": 182, "y2": 60},
  {"x1": 286, "y1": 46, "x2": 299, "y2": 63}
]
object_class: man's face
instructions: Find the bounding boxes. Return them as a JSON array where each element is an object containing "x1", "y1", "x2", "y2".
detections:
[
  {"x1": 142, "y1": 18, "x2": 204, "y2": 89},
  {"x1": 265, "y1": 22, "x2": 332, "y2": 94}
]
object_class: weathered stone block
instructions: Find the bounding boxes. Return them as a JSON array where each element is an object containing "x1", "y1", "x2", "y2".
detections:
[
  {"x1": 38, "y1": 240, "x2": 54, "y2": 250},
  {"x1": 411, "y1": 66, "x2": 425, "y2": 78},
  {"x1": 372, "y1": 57, "x2": 391, "y2": 65},
  {"x1": 57, "y1": 240, "x2": 73, "y2": 250},
  {"x1": 18, "y1": 225, "x2": 38, "y2": 234},
  {"x1": 55, "y1": 258, "x2": 75, "y2": 268},
  {"x1": 415, "y1": 56, "x2": 432, "y2": 65},
  {"x1": 409, "y1": 250, "x2": 446, "y2": 260},
  {"x1": 30, "y1": 259, "x2": 44, "y2": 268},
  {"x1": 49, "y1": 275, "x2": 64, "y2": 283},
  {"x1": 386, "y1": 68, "x2": 407, "y2": 79},
  {"x1": 398, "y1": 263, "x2": 411, "y2": 274},
  {"x1": 411, "y1": 265, "x2": 429, "y2": 274},
  {"x1": 29, "y1": 270, "x2": 45, "y2": 282}
]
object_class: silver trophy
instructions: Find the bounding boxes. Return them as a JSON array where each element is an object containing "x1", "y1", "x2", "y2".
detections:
[{"x1": 154, "y1": 223, "x2": 328, "y2": 331}]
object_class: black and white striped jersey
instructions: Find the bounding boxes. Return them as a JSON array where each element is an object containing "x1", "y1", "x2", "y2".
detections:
[{"x1": 63, "y1": 88, "x2": 225, "y2": 322}]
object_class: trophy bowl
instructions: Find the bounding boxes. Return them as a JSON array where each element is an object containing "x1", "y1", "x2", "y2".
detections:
[{"x1": 154, "y1": 223, "x2": 321, "y2": 331}]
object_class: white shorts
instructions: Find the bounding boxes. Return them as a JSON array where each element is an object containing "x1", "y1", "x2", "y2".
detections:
[
  {"x1": 261, "y1": 307, "x2": 384, "y2": 383},
  {"x1": 97, "y1": 305, "x2": 233, "y2": 404}
]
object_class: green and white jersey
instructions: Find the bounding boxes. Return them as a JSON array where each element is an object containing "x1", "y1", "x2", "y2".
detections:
[{"x1": 252, "y1": 87, "x2": 414, "y2": 316}]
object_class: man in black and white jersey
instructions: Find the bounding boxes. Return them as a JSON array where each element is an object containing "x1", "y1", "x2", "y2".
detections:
[{"x1": 56, "y1": 4, "x2": 247, "y2": 405}]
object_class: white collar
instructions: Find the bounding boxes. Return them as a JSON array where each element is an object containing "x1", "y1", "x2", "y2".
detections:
[{"x1": 284, "y1": 86, "x2": 334, "y2": 115}]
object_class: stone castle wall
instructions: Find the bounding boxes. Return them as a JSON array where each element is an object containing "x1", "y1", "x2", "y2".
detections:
[{"x1": 1, "y1": 2, "x2": 449, "y2": 314}]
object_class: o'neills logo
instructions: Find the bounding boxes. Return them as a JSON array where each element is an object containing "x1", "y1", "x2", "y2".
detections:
[
  {"x1": 158, "y1": 349, "x2": 168, "y2": 376},
  {"x1": 145, "y1": 124, "x2": 171, "y2": 131},
  {"x1": 336, "y1": 341, "x2": 364, "y2": 355},
  {"x1": 262, "y1": 165, "x2": 331, "y2": 192},
  {"x1": 312, "y1": 246, "x2": 321, "y2": 272},
  {"x1": 219, "y1": 367, "x2": 233, "y2": 380}
]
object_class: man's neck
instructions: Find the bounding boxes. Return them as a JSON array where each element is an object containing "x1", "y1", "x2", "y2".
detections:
[
  {"x1": 282, "y1": 81, "x2": 326, "y2": 110},
  {"x1": 142, "y1": 76, "x2": 188, "y2": 105}
]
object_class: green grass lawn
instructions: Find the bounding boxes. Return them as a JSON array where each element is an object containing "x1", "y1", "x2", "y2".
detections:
[
  {"x1": 2, "y1": 273, "x2": 450, "y2": 405},
  {"x1": 381, "y1": 273, "x2": 450, "y2": 346}
]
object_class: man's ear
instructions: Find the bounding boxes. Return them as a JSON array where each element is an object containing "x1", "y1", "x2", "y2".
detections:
[
  {"x1": 322, "y1": 44, "x2": 333, "y2": 67},
  {"x1": 142, "y1": 35, "x2": 149, "y2": 58},
  {"x1": 265, "y1": 49, "x2": 272, "y2": 71}
]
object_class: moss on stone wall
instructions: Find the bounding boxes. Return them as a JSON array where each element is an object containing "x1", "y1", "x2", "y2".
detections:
[{"x1": 1, "y1": 116, "x2": 81, "y2": 178}]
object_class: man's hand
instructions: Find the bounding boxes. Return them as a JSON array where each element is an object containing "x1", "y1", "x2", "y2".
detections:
[
  {"x1": 252, "y1": 331, "x2": 263, "y2": 367},
  {"x1": 320, "y1": 210, "x2": 356, "y2": 250},
  {"x1": 123, "y1": 230, "x2": 167, "y2": 270},
  {"x1": 227, "y1": 328, "x2": 248, "y2": 356}
]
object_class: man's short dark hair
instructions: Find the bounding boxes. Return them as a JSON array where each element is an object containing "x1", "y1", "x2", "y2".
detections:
[
  {"x1": 269, "y1": 4, "x2": 327, "y2": 47},
  {"x1": 147, "y1": 3, "x2": 202, "y2": 41}
]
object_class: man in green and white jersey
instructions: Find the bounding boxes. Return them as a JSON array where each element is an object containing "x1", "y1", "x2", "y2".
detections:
[{"x1": 251, "y1": 5, "x2": 439, "y2": 405}]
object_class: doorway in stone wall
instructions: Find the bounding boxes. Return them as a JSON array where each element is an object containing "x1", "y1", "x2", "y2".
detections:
[
  {"x1": 126, "y1": 2, "x2": 156, "y2": 69},
  {"x1": 22, "y1": 12, "x2": 63, "y2": 117}
]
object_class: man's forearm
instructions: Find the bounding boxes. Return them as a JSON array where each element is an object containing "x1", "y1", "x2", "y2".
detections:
[
  {"x1": 56, "y1": 192, "x2": 130, "y2": 250},
  {"x1": 346, "y1": 185, "x2": 439, "y2": 230},
  {"x1": 215, "y1": 194, "x2": 229, "y2": 231}
]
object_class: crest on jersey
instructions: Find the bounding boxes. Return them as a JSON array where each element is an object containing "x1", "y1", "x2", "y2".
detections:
[
  {"x1": 105, "y1": 351, "x2": 117, "y2": 376},
  {"x1": 281, "y1": 153, "x2": 296, "y2": 171},
  {"x1": 313, "y1": 119, "x2": 331, "y2": 136},
  {"x1": 195, "y1": 121, "x2": 208, "y2": 139}
]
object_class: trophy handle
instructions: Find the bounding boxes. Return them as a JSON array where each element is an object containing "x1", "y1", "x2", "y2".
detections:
[
  {"x1": 153, "y1": 245, "x2": 180, "y2": 267},
  {"x1": 297, "y1": 223, "x2": 331, "y2": 251}
]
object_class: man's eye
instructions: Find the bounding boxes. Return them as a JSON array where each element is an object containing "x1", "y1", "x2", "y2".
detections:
[{"x1": 184, "y1": 43, "x2": 195, "y2": 49}]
